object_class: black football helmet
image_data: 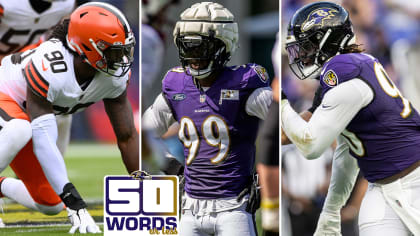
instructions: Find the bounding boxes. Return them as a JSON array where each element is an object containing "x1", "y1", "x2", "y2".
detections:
[{"x1": 286, "y1": 2, "x2": 355, "y2": 80}]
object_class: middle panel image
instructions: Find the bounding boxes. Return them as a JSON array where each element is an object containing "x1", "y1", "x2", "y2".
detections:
[{"x1": 141, "y1": 0, "x2": 279, "y2": 235}]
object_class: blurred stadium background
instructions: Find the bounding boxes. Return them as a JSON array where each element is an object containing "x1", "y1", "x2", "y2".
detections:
[
  {"x1": 281, "y1": 0, "x2": 420, "y2": 236},
  {"x1": 0, "y1": 0, "x2": 138, "y2": 234}
]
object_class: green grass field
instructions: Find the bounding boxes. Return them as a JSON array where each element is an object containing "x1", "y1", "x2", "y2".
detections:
[{"x1": 0, "y1": 143, "x2": 127, "y2": 236}]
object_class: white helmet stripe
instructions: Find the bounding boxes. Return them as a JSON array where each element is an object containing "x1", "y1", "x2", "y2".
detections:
[
  {"x1": 179, "y1": 20, "x2": 234, "y2": 23},
  {"x1": 78, "y1": 2, "x2": 131, "y2": 37}
]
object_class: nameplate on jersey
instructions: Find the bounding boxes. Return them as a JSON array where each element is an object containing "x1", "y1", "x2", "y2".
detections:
[{"x1": 219, "y1": 89, "x2": 239, "y2": 105}]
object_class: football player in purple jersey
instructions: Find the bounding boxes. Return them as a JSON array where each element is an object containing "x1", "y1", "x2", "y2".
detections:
[
  {"x1": 143, "y1": 2, "x2": 273, "y2": 236},
  {"x1": 282, "y1": 1, "x2": 420, "y2": 235}
]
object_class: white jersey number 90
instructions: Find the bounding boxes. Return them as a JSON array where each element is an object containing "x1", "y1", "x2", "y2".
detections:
[{"x1": 179, "y1": 115, "x2": 230, "y2": 165}]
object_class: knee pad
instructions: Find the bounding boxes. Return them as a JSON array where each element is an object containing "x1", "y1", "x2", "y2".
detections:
[{"x1": 35, "y1": 202, "x2": 64, "y2": 215}]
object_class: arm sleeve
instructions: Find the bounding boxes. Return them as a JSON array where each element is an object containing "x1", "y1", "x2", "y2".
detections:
[
  {"x1": 281, "y1": 78, "x2": 373, "y2": 159},
  {"x1": 323, "y1": 136, "x2": 360, "y2": 213},
  {"x1": 31, "y1": 114, "x2": 69, "y2": 195},
  {"x1": 142, "y1": 93, "x2": 176, "y2": 137},
  {"x1": 245, "y1": 87, "x2": 273, "y2": 120}
]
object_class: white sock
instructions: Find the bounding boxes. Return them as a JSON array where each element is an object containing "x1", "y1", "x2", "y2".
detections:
[{"x1": 2, "y1": 178, "x2": 38, "y2": 210}]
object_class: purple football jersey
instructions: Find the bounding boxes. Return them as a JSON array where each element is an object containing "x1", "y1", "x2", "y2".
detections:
[
  {"x1": 320, "y1": 53, "x2": 420, "y2": 182},
  {"x1": 162, "y1": 64, "x2": 270, "y2": 199}
]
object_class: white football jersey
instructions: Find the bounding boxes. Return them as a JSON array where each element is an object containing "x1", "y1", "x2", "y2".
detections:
[
  {"x1": 0, "y1": 39, "x2": 129, "y2": 115},
  {"x1": 0, "y1": 0, "x2": 75, "y2": 55}
]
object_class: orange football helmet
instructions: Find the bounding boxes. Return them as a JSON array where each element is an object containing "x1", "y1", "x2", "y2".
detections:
[{"x1": 66, "y1": 2, "x2": 135, "y2": 77}]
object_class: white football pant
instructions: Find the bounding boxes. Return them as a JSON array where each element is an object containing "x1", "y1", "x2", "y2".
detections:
[
  {"x1": 359, "y1": 166, "x2": 420, "y2": 236},
  {"x1": 180, "y1": 204, "x2": 257, "y2": 236}
]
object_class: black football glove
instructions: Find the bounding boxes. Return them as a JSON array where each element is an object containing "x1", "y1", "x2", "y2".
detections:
[
  {"x1": 59, "y1": 183, "x2": 101, "y2": 234},
  {"x1": 308, "y1": 86, "x2": 323, "y2": 113},
  {"x1": 281, "y1": 90, "x2": 288, "y2": 100},
  {"x1": 237, "y1": 173, "x2": 261, "y2": 214},
  {"x1": 160, "y1": 157, "x2": 185, "y2": 211},
  {"x1": 161, "y1": 157, "x2": 184, "y2": 176}
]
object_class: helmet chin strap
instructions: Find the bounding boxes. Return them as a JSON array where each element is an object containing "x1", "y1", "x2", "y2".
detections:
[
  {"x1": 188, "y1": 61, "x2": 214, "y2": 79},
  {"x1": 301, "y1": 64, "x2": 322, "y2": 80}
]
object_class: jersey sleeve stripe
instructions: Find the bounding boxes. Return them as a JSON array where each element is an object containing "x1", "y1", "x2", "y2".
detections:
[
  {"x1": 24, "y1": 62, "x2": 48, "y2": 98},
  {"x1": 25, "y1": 67, "x2": 45, "y2": 98},
  {"x1": 28, "y1": 61, "x2": 49, "y2": 91}
]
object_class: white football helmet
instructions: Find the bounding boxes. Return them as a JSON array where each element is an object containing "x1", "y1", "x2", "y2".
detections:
[{"x1": 173, "y1": 2, "x2": 239, "y2": 79}]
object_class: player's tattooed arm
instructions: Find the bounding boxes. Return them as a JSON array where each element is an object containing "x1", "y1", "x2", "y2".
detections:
[{"x1": 104, "y1": 90, "x2": 139, "y2": 173}]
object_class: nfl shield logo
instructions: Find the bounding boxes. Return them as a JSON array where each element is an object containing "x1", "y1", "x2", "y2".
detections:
[{"x1": 200, "y1": 94, "x2": 206, "y2": 103}]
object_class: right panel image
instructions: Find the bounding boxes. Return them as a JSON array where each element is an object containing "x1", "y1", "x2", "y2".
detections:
[{"x1": 281, "y1": 1, "x2": 420, "y2": 236}]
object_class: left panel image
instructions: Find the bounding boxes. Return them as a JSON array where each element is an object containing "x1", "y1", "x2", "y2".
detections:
[{"x1": 0, "y1": 0, "x2": 139, "y2": 234}]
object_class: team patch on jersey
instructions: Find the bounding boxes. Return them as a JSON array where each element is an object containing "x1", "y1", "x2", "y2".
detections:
[
  {"x1": 219, "y1": 89, "x2": 239, "y2": 105},
  {"x1": 323, "y1": 70, "x2": 338, "y2": 87},
  {"x1": 252, "y1": 65, "x2": 269, "y2": 83},
  {"x1": 173, "y1": 93, "x2": 186, "y2": 101}
]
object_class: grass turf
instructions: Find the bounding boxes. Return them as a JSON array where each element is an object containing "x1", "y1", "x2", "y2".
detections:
[{"x1": 0, "y1": 143, "x2": 126, "y2": 235}]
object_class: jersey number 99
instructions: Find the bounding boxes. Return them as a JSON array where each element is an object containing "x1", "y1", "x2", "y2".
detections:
[{"x1": 179, "y1": 115, "x2": 230, "y2": 165}]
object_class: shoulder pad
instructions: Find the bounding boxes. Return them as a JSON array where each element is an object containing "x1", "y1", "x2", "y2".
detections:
[
  {"x1": 250, "y1": 64, "x2": 269, "y2": 84},
  {"x1": 238, "y1": 63, "x2": 270, "y2": 89},
  {"x1": 320, "y1": 54, "x2": 361, "y2": 88},
  {"x1": 169, "y1": 66, "x2": 185, "y2": 73},
  {"x1": 24, "y1": 40, "x2": 69, "y2": 101},
  {"x1": 162, "y1": 66, "x2": 187, "y2": 82}
]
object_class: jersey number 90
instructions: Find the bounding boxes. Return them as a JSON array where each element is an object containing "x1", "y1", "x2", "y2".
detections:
[{"x1": 375, "y1": 62, "x2": 411, "y2": 118}]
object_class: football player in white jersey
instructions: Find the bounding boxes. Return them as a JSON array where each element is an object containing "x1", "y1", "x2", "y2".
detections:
[
  {"x1": 0, "y1": 2, "x2": 138, "y2": 233},
  {"x1": 0, "y1": 0, "x2": 76, "y2": 228},
  {"x1": 0, "y1": 0, "x2": 75, "y2": 61},
  {"x1": 0, "y1": 0, "x2": 77, "y2": 156}
]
